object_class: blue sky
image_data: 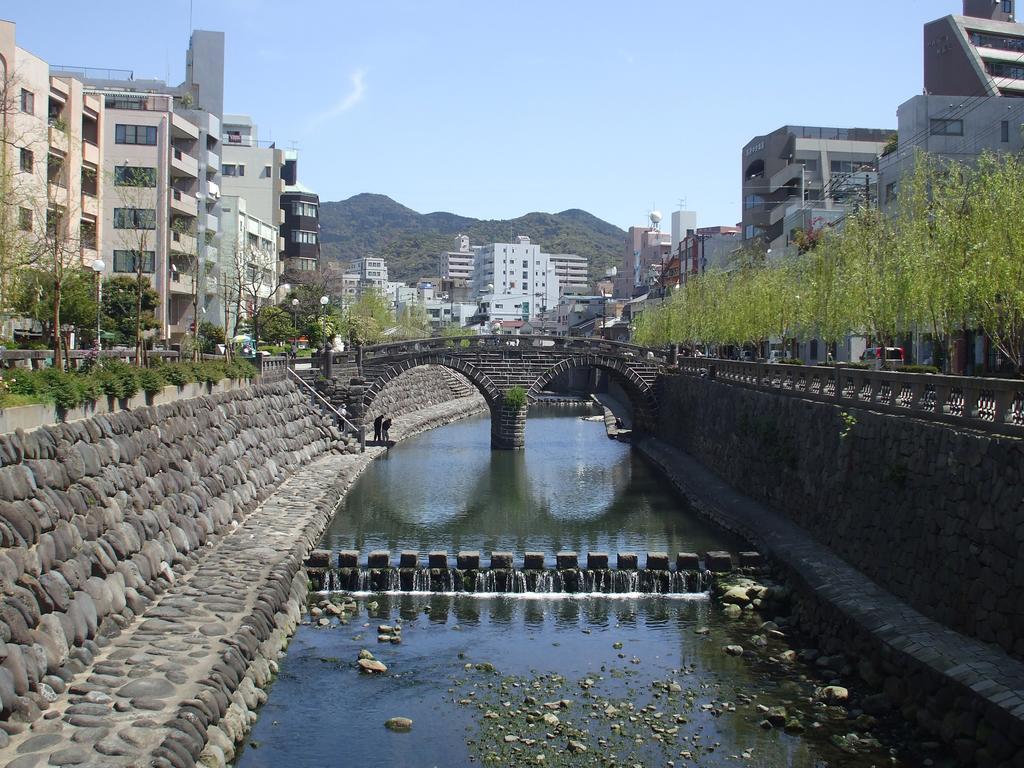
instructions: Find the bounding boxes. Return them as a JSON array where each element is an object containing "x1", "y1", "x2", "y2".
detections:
[{"x1": 11, "y1": 1, "x2": 950, "y2": 230}]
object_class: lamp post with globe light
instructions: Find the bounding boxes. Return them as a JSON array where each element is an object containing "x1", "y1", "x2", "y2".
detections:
[
  {"x1": 90, "y1": 259, "x2": 105, "y2": 351},
  {"x1": 320, "y1": 295, "x2": 330, "y2": 376}
]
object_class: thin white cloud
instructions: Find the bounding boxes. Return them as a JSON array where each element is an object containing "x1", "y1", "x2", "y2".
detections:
[{"x1": 309, "y1": 69, "x2": 367, "y2": 128}]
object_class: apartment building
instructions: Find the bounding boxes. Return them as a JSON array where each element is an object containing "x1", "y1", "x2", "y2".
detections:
[
  {"x1": 925, "y1": 1, "x2": 1024, "y2": 97},
  {"x1": 470, "y1": 236, "x2": 559, "y2": 322},
  {"x1": 440, "y1": 234, "x2": 475, "y2": 281},
  {"x1": 354, "y1": 256, "x2": 388, "y2": 293},
  {"x1": 547, "y1": 252, "x2": 589, "y2": 295},
  {"x1": 613, "y1": 223, "x2": 671, "y2": 298},
  {"x1": 740, "y1": 124, "x2": 892, "y2": 253},
  {"x1": 279, "y1": 149, "x2": 321, "y2": 281},
  {"x1": 50, "y1": 31, "x2": 225, "y2": 343},
  {"x1": 219, "y1": 195, "x2": 278, "y2": 335},
  {"x1": 1, "y1": 20, "x2": 103, "y2": 339},
  {"x1": 679, "y1": 225, "x2": 742, "y2": 281}
]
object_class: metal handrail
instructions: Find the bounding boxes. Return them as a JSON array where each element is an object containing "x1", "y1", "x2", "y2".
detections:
[{"x1": 287, "y1": 367, "x2": 363, "y2": 445}]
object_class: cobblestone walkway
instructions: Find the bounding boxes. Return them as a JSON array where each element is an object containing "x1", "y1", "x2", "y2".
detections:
[
  {"x1": 0, "y1": 397, "x2": 485, "y2": 768},
  {"x1": 637, "y1": 437, "x2": 1024, "y2": 732}
]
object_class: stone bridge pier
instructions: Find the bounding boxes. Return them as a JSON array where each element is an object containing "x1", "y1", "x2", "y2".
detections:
[{"x1": 315, "y1": 335, "x2": 667, "y2": 449}]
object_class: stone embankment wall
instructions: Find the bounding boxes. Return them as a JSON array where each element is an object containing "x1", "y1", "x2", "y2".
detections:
[
  {"x1": 0, "y1": 380, "x2": 342, "y2": 727},
  {"x1": 656, "y1": 374, "x2": 1024, "y2": 659},
  {"x1": 319, "y1": 364, "x2": 485, "y2": 426}
]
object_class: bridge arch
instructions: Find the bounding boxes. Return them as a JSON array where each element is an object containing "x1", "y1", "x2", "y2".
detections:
[
  {"x1": 527, "y1": 354, "x2": 658, "y2": 433},
  {"x1": 359, "y1": 355, "x2": 502, "y2": 420}
]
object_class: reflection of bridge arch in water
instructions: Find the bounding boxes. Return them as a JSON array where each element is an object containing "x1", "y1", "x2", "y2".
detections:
[{"x1": 334, "y1": 335, "x2": 665, "y2": 449}]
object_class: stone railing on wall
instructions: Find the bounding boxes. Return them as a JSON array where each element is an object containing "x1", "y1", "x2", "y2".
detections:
[
  {"x1": 0, "y1": 380, "x2": 342, "y2": 723},
  {"x1": 0, "y1": 349, "x2": 184, "y2": 371},
  {"x1": 678, "y1": 358, "x2": 1024, "y2": 436},
  {"x1": 656, "y1": 372, "x2": 1024, "y2": 659}
]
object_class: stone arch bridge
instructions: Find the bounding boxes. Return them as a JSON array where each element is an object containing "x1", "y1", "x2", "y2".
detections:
[{"x1": 316, "y1": 335, "x2": 669, "y2": 448}]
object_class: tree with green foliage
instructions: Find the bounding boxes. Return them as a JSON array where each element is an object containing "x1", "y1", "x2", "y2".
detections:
[
  {"x1": 255, "y1": 305, "x2": 295, "y2": 345},
  {"x1": 14, "y1": 268, "x2": 97, "y2": 348},
  {"x1": 101, "y1": 276, "x2": 160, "y2": 348},
  {"x1": 197, "y1": 320, "x2": 225, "y2": 354}
]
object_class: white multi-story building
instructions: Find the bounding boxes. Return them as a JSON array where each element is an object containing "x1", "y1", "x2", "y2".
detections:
[
  {"x1": 470, "y1": 236, "x2": 559, "y2": 322},
  {"x1": 440, "y1": 234, "x2": 476, "y2": 281},
  {"x1": 547, "y1": 252, "x2": 589, "y2": 294},
  {"x1": 355, "y1": 256, "x2": 388, "y2": 293},
  {"x1": 219, "y1": 195, "x2": 279, "y2": 334}
]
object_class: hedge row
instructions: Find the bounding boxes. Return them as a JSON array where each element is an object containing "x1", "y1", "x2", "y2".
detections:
[{"x1": 1, "y1": 359, "x2": 257, "y2": 410}]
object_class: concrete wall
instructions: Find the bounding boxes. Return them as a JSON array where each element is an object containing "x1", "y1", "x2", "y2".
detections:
[
  {"x1": 656, "y1": 374, "x2": 1024, "y2": 658},
  {"x1": 0, "y1": 380, "x2": 341, "y2": 720}
]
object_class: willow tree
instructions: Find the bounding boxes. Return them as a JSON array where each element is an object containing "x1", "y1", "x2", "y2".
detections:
[{"x1": 971, "y1": 153, "x2": 1024, "y2": 371}]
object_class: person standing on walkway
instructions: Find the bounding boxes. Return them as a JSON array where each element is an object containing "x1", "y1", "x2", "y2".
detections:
[
  {"x1": 382, "y1": 416, "x2": 392, "y2": 445},
  {"x1": 373, "y1": 414, "x2": 384, "y2": 443}
]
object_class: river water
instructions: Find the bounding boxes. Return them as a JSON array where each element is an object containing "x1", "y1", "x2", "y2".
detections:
[{"x1": 237, "y1": 406, "x2": 908, "y2": 767}]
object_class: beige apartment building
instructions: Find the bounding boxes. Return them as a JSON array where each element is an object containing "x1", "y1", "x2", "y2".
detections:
[{"x1": 1, "y1": 19, "x2": 103, "y2": 339}]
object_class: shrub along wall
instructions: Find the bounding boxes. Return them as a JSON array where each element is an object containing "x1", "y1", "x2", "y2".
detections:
[
  {"x1": 0, "y1": 380, "x2": 340, "y2": 720},
  {"x1": 656, "y1": 374, "x2": 1024, "y2": 659}
]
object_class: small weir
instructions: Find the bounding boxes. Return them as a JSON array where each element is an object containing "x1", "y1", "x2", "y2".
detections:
[{"x1": 305, "y1": 549, "x2": 762, "y2": 594}]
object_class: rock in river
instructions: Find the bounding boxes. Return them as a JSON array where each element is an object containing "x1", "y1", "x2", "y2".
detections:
[{"x1": 385, "y1": 717, "x2": 412, "y2": 731}]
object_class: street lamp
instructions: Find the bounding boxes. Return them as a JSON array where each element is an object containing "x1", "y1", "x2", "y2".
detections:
[
  {"x1": 90, "y1": 259, "x2": 105, "y2": 350},
  {"x1": 319, "y1": 295, "x2": 330, "y2": 374},
  {"x1": 291, "y1": 297, "x2": 299, "y2": 347}
]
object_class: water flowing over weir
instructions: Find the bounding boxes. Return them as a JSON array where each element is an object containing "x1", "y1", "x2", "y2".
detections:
[{"x1": 313, "y1": 566, "x2": 713, "y2": 594}]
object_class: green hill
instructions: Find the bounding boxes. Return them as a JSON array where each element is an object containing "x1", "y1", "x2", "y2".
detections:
[{"x1": 318, "y1": 193, "x2": 625, "y2": 284}]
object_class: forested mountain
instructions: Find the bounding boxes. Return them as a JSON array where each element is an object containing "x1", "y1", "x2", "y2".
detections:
[{"x1": 318, "y1": 193, "x2": 625, "y2": 283}]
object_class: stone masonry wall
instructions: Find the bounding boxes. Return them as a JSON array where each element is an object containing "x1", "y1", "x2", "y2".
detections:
[
  {"x1": 0, "y1": 380, "x2": 341, "y2": 725},
  {"x1": 319, "y1": 364, "x2": 485, "y2": 427},
  {"x1": 657, "y1": 374, "x2": 1024, "y2": 659}
]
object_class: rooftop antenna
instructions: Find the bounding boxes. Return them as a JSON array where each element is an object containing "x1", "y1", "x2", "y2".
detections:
[
  {"x1": 677, "y1": 197, "x2": 687, "y2": 211},
  {"x1": 189, "y1": 0, "x2": 194, "y2": 33}
]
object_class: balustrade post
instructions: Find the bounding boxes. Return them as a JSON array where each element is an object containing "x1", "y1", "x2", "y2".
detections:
[
  {"x1": 992, "y1": 388, "x2": 1014, "y2": 425},
  {"x1": 961, "y1": 383, "x2": 980, "y2": 420}
]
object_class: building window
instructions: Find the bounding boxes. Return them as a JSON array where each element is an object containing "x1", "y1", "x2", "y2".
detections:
[
  {"x1": 20, "y1": 89, "x2": 34, "y2": 114},
  {"x1": 112, "y1": 250, "x2": 156, "y2": 273},
  {"x1": 522, "y1": 272, "x2": 529, "y2": 279},
  {"x1": 986, "y1": 61, "x2": 1024, "y2": 80},
  {"x1": 885, "y1": 182, "x2": 898, "y2": 204},
  {"x1": 114, "y1": 166, "x2": 157, "y2": 186},
  {"x1": 226, "y1": 131, "x2": 242, "y2": 144},
  {"x1": 19, "y1": 148, "x2": 33, "y2": 173},
  {"x1": 115, "y1": 124, "x2": 158, "y2": 145},
  {"x1": 743, "y1": 194, "x2": 765, "y2": 210},
  {"x1": 113, "y1": 208, "x2": 157, "y2": 229},
  {"x1": 291, "y1": 230, "x2": 317, "y2": 244},
  {"x1": 106, "y1": 95, "x2": 147, "y2": 110},
  {"x1": 830, "y1": 159, "x2": 876, "y2": 174},
  {"x1": 929, "y1": 118, "x2": 963, "y2": 136},
  {"x1": 19, "y1": 208, "x2": 32, "y2": 232},
  {"x1": 263, "y1": 165, "x2": 272, "y2": 177},
  {"x1": 221, "y1": 163, "x2": 245, "y2": 176},
  {"x1": 1003, "y1": 0, "x2": 1013, "y2": 14},
  {"x1": 292, "y1": 201, "x2": 318, "y2": 217}
]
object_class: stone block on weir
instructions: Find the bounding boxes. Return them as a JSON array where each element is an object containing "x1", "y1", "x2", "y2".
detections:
[
  {"x1": 399, "y1": 551, "x2": 419, "y2": 569},
  {"x1": 704, "y1": 551, "x2": 733, "y2": 572},
  {"x1": 676, "y1": 552, "x2": 700, "y2": 571},
  {"x1": 739, "y1": 551, "x2": 764, "y2": 568},
  {"x1": 457, "y1": 551, "x2": 481, "y2": 570},
  {"x1": 367, "y1": 550, "x2": 391, "y2": 568},
  {"x1": 556, "y1": 551, "x2": 578, "y2": 570},
  {"x1": 306, "y1": 549, "x2": 331, "y2": 569},
  {"x1": 587, "y1": 552, "x2": 609, "y2": 570},
  {"x1": 337, "y1": 550, "x2": 359, "y2": 568},
  {"x1": 617, "y1": 552, "x2": 638, "y2": 570},
  {"x1": 490, "y1": 552, "x2": 514, "y2": 569},
  {"x1": 428, "y1": 551, "x2": 449, "y2": 569},
  {"x1": 646, "y1": 552, "x2": 669, "y2": 571},
  {"x1": 523, "y1": 552, "x2": 545, "y2": 570}
]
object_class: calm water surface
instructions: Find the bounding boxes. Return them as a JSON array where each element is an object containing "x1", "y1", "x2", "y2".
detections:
[{"x1": 321, "y1": 404, "x2": 744, "y2": 560}]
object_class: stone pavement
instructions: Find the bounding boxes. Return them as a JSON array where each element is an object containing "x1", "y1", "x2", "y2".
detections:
[
  {"x1": 637, "y1": 436, "x2": 1024, "y2": 743},
  {"x1": 0, "y1": 396, "x2": 486, "y2": 768}
]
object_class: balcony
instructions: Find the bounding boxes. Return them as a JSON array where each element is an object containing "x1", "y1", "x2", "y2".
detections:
[
  {"x1": 170, "y1": 188, "x2": 198, "y2": 216},
  {"x1": 168, "y1": 270, "x2": 195, "y2": 295},
  {"x1": 171, "y1": 112, "x2": 200, "y2": 140},
  {"x1": 48, "y1": 125, "x2": 69, "y2": 153},
  {"x1": 205, "y1": 150, "x2": 219, "y2": 174},
  {"x1": 80, "y1": 193, "x2": 99, "y2": 217},
  {"x1": 204, "y1": 244, "x2": 218, "y2": 263},
  {"x1": 82, "y1": 140, "x2": 99, "y2": 166},
  {"x1": 171, "y1": 230, "x2": 197, "y2": 254},
  {"x1": 205, "y1": 212, "x2": 219, "y2": 233},
  {"x1": 207, "y1": 180, "x2": 220, "y2": 200},
  {"x1": 170, "y1": 149, "x2": 198, "y2": 178}
]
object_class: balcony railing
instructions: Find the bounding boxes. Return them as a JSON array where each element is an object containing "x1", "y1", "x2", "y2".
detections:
[{"x1": 676, "y1": 359, "x2": 1024, "y2": 436}]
